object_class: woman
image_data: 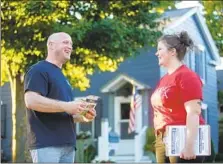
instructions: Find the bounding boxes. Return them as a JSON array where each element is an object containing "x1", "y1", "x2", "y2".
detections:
[{"x1": 151, "y1": 31, "x2": 205, "y2": 163}]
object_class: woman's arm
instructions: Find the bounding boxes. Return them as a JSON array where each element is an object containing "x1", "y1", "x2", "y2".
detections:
[
  {"x1": 185, "y1": 99, "x2": 201, "y2": 147},
  {"x1": 180, "y1": 99, "x2": 202, "y2": 160}
]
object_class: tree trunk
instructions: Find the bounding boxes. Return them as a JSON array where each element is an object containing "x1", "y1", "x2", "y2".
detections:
[{"x1": 10, "y1": 75, "x2": 30, "y2": 162}]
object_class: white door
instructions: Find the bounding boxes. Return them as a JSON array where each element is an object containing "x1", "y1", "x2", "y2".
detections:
[{"x1": 114, "y1": 96, "x2": 135, "y2": 155}]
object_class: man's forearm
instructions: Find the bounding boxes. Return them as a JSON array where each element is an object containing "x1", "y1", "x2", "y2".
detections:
[
  {"x1": 185, "y1": 113, "x2": 199, "y2": 148},
  {"x1": 25, "y1": 91, "x2": 68, "y2": 113}
]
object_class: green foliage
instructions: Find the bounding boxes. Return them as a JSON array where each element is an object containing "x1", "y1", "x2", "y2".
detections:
[
  {"x1": 203, "y1": 140, "x2": 216, "y2": 163},
  {"x1": 201, "y1": 1, "x2": 223, "y2": 56},
  {"x1": 1, "y1": 1, "x2": 68, "y2": 84},
  {"x1": 76, "y1": 131, "x2": 92, "y2": 139},
  {"x1": 215, "y1": 153, "x2": 223, "y2": 162},
  {"x1": 218, "y1": 91, "x2": 223, "y2": 105},
  {"x1": 76, "y1": 137, "x2": 96, "y2": 163},
  {"x1": 84, "y1": 144, "x2": 97, "y2": 163},
  {"x1": 1, "y1": 0, "x2": 170, "y2": 90},
  {"x1": 1, "y1": 150, "x2": 8, "y2": 162},
  {"x1": 215, "y1": 119, "x2": 223, "y2": 162},
  {"x1": 219, "y1": 119, "x2": 223, "y2": 153},
  {"x1": 144, "y1": 127, "x2": 156, "y2": 153}
]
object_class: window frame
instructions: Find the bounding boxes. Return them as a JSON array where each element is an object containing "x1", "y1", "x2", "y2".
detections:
[
  {"x1": 194, "y1": 44, "x2": 207, "y2": 84},
  {"x1": 201, "y1": 102, "x2": 208, "y2": 123}
]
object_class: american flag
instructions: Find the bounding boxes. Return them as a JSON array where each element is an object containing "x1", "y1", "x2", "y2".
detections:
[{"x1": 128, "y1": 85, "x2": 142, "y2": 133}]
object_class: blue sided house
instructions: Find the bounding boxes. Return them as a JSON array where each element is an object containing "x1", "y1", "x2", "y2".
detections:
[{"x1": 73, "y1": 7, "x2": 221, "y2": 162}]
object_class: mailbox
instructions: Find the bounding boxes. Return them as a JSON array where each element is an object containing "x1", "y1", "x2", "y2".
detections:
[{"x1": 108, "y1": 131, "x2": 120, "y2": 155}]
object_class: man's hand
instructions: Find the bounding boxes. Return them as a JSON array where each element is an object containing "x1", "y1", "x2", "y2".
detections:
[
  {"x1": 73, "y1": 108, "x2": 96, "y2": 122},
  {"x1": 64, "y1": 100, "x2": 87, "y2": 115},
  {"x1": 80, "y1": 97, "x2": 97, "y2": 122},
  {"x1": 72, "y1": 100, "x2": 97, "y2": 122},
  {"x1": 83, "y1": 108, "x2": 96, "y2": 122}
]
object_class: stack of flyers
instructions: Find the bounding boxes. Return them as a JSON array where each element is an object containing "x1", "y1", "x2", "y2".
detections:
[
  {"x1": 80, "y1": 101, "x2": 96, "y2": 116},
  {"x1": 73, "y1": 95, "x2": 99, "y2": 122},
  {"x1": 165, "y1": 125, "x2": 211, "y2": 156}
]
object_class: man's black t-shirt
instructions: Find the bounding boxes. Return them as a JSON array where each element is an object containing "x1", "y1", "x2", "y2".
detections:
[{"x1": 24, "y1": 60, "x2": 76, "y2": 149}]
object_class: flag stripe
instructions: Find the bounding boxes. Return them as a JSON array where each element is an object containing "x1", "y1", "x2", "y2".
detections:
[{"x1": 128, "y1": 86, "x2": 141, "y2": 133}]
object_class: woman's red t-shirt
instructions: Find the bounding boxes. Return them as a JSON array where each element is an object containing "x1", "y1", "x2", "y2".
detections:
[{"x1": 151, "y1": 65, "x2": 205, "y2": 130}]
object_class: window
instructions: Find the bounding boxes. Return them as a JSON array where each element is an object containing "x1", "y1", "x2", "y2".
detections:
[
  {"x1": 184, "y1": 51, "x2": 192, "y2": 68},
  {"x1": 120, "y1": 103, "x2": 134, "y2": 139},
  {"x1": 121, "y1": 103, "x2": 130, "y2": 120},
  {"x1": 220, "y1": 104, "x2": 223, "y2": 118},
  {"x1": 201, "y1": 103, "x2": 208, "y2": 123},
  {"x1": 194, "y1": 45, "x2": 206, "y2": 83},
  {"x1": 220, "y1": 105, "x2": 223, "y2": 113}
]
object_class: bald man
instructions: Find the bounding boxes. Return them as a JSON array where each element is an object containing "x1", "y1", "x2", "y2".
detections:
[{"x1": 24, "y1": 32, "x2": 96, "y2": 163}]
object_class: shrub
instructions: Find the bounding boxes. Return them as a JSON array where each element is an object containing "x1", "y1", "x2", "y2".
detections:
[
  {"x1": 144, "y1": 127, "x2": 156, "y2": 153},
  {"x1": 215, "y1": 153, "x2": 223, "y2": 162}
]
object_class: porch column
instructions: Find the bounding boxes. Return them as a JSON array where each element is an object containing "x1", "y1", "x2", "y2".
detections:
[{"x1": 98, "y1": 118, "x2": 109, "y2": 160}]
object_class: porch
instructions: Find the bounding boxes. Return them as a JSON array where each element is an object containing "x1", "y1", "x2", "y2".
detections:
[
  {"x1": 94, "y1": 119, "x2": 154, "y2": 163},
  {"x1": 95, "y1": 73, "x2": 153, "y2": 162}
]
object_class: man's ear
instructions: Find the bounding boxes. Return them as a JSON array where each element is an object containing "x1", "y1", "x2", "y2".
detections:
[{"x1": 48, "y1": 42, "x2": 54, "y2": 50}]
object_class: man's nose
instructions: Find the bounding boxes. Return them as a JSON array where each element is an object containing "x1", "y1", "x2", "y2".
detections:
[{"x1": 67, "y1": 45, "x2": 73, "y2": 50}]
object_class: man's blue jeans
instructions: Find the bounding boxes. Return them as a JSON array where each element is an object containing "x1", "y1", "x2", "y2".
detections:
[{"x1": 30, "y1": 145, "x2": 75, "y2": 163}]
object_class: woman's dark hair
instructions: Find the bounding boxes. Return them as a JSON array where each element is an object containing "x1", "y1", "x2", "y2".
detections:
[{"x1": 158, "y1": 31, "x2": 194, "y2": 61}]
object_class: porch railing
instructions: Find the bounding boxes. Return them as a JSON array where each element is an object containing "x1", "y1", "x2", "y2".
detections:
[
  {"x1": 94, "y1": 118, "x2": 111, "y2": 162},
  {"x1": 134, "y1": 126, "x2": 147, "y2": 162}
]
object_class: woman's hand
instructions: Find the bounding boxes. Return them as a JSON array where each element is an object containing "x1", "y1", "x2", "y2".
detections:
[{"x1": 180, "y1": 147, "x2": 196, "y2": 160}]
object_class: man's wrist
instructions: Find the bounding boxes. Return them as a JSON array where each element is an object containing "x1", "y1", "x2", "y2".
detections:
[{"x1": 57, "y1": 100, "x2": 68, "y2": 113}]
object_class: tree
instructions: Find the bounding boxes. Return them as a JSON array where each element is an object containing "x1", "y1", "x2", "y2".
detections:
[
  {"x1": 201, "y1": 1, "x2": 223, "y2": 57},
  {"x1": 1, "y1": 1, "x2": 69, "y2": 162},
  {"x1": 1, "y1": 0, "x2": 170, "y2": 162}
]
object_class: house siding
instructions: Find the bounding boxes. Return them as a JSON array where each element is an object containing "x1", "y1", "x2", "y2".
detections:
[
  {"x1": 117, "y1": 48, "x2": 160, "y2": 89},
  {"x1": 204, "y1": 64, "x2": 219, "y2": 152},
  {"x1": 1, "y1": 83, "x2": 12, "y2": 161},
  {"x1": 108, "y1": 94, "x2": 115, "y2": 129},
  {"x1": 142, "y1": 89, "x2": 150, "y2": 127}
]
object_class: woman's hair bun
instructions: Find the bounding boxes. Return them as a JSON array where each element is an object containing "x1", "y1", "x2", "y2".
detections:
[{"x1": 179, "y1": 31, "x2": 194, "y2": 48}]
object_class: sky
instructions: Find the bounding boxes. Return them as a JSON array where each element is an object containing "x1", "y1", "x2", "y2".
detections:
[
  {"x1": 175, "y1": 1, "x2": 204, "y2": 14},
  {"x1": 175, "y1": 1, "x2": 203, "y2": 9}
]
